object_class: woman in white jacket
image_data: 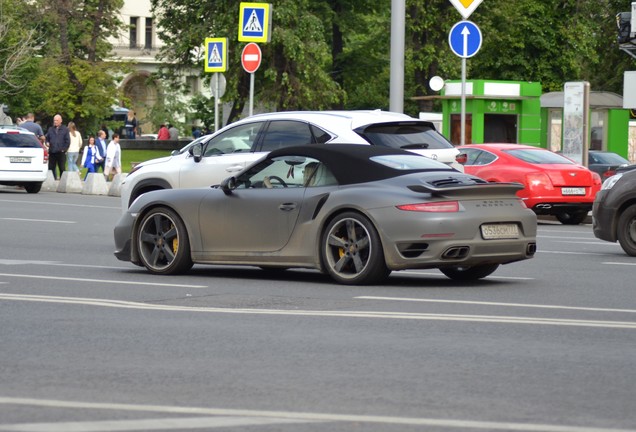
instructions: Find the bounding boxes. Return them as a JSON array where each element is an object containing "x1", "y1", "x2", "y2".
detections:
[
  {"x1": 67, "y1": 122, "x2": 83, "y2": 172},
  {"x1": 104, "y1": 133, "x2": 122, "y2": 181}
]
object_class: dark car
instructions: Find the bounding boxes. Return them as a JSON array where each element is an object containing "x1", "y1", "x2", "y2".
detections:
[
  {"x1": 588, "y1": 151, "x2": 630, "y2": 182},
  {"x1": 592, "y1": 169, "x2": 636, "y2": 256},
  {"x1": 114, "y1": 144, "x2": 537, "y2": 285}
]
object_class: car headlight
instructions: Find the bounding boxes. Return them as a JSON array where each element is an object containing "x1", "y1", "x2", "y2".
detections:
[{"x1": 601, "y1": 173, "x2": 623, "y2": 190}]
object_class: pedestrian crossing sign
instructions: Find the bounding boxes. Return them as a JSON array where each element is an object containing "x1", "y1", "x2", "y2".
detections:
[
  {"x1": 238, "y1": 3, "x2": 272, "y2": 43},
  {"x1": 205, "y1": 38, "x2": 227, "y2": 73}
]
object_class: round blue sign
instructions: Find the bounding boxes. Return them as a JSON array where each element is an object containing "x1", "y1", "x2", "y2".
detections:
[{"x1": 448, "y1": 20, "x2": 482, "y2": 59}]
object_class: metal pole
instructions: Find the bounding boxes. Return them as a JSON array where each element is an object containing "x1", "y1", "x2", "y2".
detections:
[
  {"x1": 214, "y1": 73, "x2": 220, "y2": 132},
  {"x1": 389, "y1": 0, "x2": 405, "y2": 113},
  {"x1": 460, "y1": 57, "x2": 466, "y2": 146},
  {"x1": 249, "y1": 73, "x2": 254, "y2": 116}
]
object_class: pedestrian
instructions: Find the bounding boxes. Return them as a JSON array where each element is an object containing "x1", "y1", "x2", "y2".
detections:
[
  {"x1": 80, "y1": 136, "x2": 100, "y2": 180},
  {"x1": 168, "y1": 123, "x2": 178, "y2": 140},
  {"x1": 19, "y1": 113, "x2": 44, "y2": 139},
  {"x1": 67, "y1": 121, "x2": 82, "y2": 172},
  {"x1": 157, "y1": 124, "x2": 170, "y2": 140},
  {"x1": 95, "y1": 130, "x2": 107, "y2": 172},
  {"x1": 124, "y1": 111, "x2": 137, "y2": 139},
  {"x1": 104, "y1": 133, "x2": 122, "y2": 181},
  {"x1": 44, "y1": 114, "x2": 70, "y2": 180},
  {"x1": 192, "y1": 126, "x2": 201, "y2": 139}
]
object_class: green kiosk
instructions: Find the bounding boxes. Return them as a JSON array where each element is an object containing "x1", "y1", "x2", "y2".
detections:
[{"x1": 435, "y1": 79, "x2": 631, "y2": 161}]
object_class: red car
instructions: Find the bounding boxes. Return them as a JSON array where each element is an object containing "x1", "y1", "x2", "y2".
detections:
[{"x1": 459, "y1": 144, "x2": 602, "y2": 225}]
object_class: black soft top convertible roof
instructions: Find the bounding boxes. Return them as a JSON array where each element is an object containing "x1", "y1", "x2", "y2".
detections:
[{"x1": 267, "y1": 144, "x2": 449, "y2": 185}]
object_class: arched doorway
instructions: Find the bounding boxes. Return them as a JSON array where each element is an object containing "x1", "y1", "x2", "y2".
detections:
[{"x1": 121, "y1": 71, "x2": 159, "y2": 137}]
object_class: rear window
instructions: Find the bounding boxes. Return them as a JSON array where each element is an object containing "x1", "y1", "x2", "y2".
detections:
[
  {"x1": 590, "y1": 152, "x2": 629, "y2": 165},
  {"x1": 505, "y1": 149, "x2": 574, "y2": 165},
  {"x1": 0, "y1": 132, "x2": 41, "y2": 148},
  {"x1": 356, "y1": 122, "x2": 454, "y2": 150},
  {"x1": 371, "y1": 154, "x2": 452, "y2": 170}
]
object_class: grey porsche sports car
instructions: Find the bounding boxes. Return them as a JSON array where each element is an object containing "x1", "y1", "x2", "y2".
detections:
[{"x1": 114, "y1": 144, "x2": 537, "y2": 285}]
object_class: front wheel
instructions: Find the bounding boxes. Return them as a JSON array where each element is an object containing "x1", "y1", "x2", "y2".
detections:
[
  {"x1": 321, "y1": 212, "x2": 389, "y2": 285},
  {"x1": 440, "y1": 264, "x2": 500, "y2": 281},
  {"x1": 617, "y1": 205, "x2": 636, "y2": 256},
  {"x1": 136, "y1": 207, "x2": 193, "y2": 275},
  {"x1": 556, "y1": 210, "x2": 588, "y2": 225}
]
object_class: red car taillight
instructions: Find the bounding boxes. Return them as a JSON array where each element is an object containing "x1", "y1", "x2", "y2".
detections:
[
  {"x1": 397, "y1": 201, "x2": 459, "y2": 212},
  {"x1": 592, "y1": 172, "x2": 602, "y2": 186},
  {"x1": 455, "y1": 152, "x2": 467, "y2": 165},
  {"x1": 525, "y1": 172, "x2": 554, "y2": 190}
]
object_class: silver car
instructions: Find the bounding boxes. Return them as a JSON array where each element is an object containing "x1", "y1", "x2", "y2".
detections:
[
  {"x1": 121, "y1": 110, "x2": 465, "y2": 210},
  {"x1": 114, "y1": 145, "x2": 536, "y2": 285}
]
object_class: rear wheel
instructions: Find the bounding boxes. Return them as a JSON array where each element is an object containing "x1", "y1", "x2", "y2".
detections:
[
  {"x1": 321, "y1": 212, "x2": 389, "y2": 285},
  {"x1": 556, "y1": 210, "x2": 588, "y2": 225},
  {"x1": 24, "y1": 182, "x2": 42, "y2": 194},
  {"x1": 440, "y1": 264, "x2": 500, "y2": 281},
  {"x1": 136, "y1": 207, "x2": 193, "y2": 275},
  {"x1": 617, "y1": 205, "x2": 636, "y2": 256}
]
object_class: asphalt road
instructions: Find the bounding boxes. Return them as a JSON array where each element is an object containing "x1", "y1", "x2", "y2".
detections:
[{"x1": 1, "y1": 186, "x2": 635, "y2": 432}]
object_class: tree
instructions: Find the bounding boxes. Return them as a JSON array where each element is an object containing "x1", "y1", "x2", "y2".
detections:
[{"x1": 5, "y1": 0, "x2": 126, "y2": 133}]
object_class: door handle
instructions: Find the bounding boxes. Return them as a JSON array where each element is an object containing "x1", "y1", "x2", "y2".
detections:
[
  {"x1": 279, "y1": 203, "x2": 297, "y2": 211},
  {"x1": 226, "y1": 165, "x2": 244, "y2": 172}
]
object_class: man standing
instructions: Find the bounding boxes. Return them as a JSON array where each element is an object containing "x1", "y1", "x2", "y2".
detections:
[
  {"x1": 20, "y1": 113, "x2": 44, "y2": 139},
  {"x1": 44, "y1": 114, "x2": 70, "y2": 180},
  {"x1": 95, "y1": 130, "x2": 108, "y2": 172}
]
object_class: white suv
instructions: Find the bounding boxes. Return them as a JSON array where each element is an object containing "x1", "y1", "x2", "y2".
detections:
[
  {"x1": 121, "y1": 110, "x2": 464, "y2": 209},
  {"x1": 0, "y1": 126, "x2": 48, "y2": 193}
]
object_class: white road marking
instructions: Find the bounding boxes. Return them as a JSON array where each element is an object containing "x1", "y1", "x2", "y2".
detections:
[
  {"x1": 0, "y1": 397, "x2": 632, "y2": 432},
  {"x1": 355, "y1": 296, "x2": 636, "y2": 314},
  {"x1": 539, "y1": 250, "x2": 608, "y2": 256},
  {"x1": 0, "y1": 416, "x2": 319, "y2": 431},
  {"x1": 604, "y1": 261, "x2": 636, "y2": 266},
  {"x1": 1, "y1": 293, "x2": 636, "y2": 329},
  {"x1": 0, "y1": 274, "x2": 207, "y2": 289},
  {"x1": 0, "y1": 218, "x2": 75, "y2": 224},
  {"x1": 555, "y1": 241, "x2": 617, "y2": 245},
  {"x1": 0, "y1": 199, "x2": 119, "y2": 210}
]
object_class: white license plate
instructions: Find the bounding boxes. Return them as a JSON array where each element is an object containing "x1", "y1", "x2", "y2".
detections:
[
  {"x1": 481, "y1": 223, "x2": 519, "y2": 240},
  {"x1": 561, "y1": 187, "x2": 585, "y2": 195},
  {"x1": 9, "y1": 156, "x2": 31, "y2": 163}
]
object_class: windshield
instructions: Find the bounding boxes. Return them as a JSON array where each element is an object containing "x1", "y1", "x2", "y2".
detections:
[
  {"x1": 356, "y1": 122, "x2": 454, "y2": 150},
  {"x1": 506, "y1": 149, "x2": 575, "y2": 165}
]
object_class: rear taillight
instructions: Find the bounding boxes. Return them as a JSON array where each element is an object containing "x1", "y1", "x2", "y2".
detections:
[
  {"x1": 592, "y1": 172, "x2": 602, "y2": 186},
  {"x1": 455, "y1": 152, "x2": 467, "y2": 165},
  {"x1": 525, "y1": 172, "x2": 553, "y2": 190},
  {"x1": 602, "y1": 169, "x2": 615, "y2": 179},
  {"x1": 397, "y1": 201, "x2": 459, "y2": 212}
]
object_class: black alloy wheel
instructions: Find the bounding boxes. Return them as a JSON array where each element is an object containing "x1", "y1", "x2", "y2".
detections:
[
  {"x1": 321, "y1": 212, "x2": 389, "y2": 285},
  {"x1": 136, "y1": 207, "x2": 193, "y2": 275}
]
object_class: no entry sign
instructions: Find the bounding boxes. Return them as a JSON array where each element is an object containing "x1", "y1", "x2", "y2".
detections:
[{"x1": 241, "y1": 43, "x2": 262, "y2": 73}]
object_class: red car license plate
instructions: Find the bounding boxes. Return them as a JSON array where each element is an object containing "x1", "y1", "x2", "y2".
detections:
[{"x1": 561, "y1": 187, "x2": 585, "y2": 195}]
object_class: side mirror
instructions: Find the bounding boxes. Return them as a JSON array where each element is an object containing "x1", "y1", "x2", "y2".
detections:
[
  {"x1": 220, "y1": 176, "x2": 236, "y2": 195},
  {"x1": 188, "y1": 143, "x2": 204, "y2": 162}
]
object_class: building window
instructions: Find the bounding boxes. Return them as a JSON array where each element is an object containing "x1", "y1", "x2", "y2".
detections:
[
  {"x1": 129, "y1": 17, "x2": 139, "y2": 49},
  {"x1": 145, "y1": 18, "x2": 153, "y2": 49}
]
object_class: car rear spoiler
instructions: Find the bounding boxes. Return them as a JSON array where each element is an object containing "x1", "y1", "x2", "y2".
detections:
[{"x1": 408, "y1": 182, "x2": 524, "y2": 198}]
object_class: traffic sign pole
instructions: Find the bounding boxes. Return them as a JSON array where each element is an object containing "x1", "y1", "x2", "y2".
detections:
[
  {"x1": 448, "y1": 21, "x2": 482, "y2": 146},
  {"x1": 242, "y1": 43, "x2": 262, "y2": 117}
]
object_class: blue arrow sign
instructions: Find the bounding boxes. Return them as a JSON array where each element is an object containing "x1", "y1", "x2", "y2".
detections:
[{"x1": 448, "y1": 20, "x2": 482, "y2": 58}]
